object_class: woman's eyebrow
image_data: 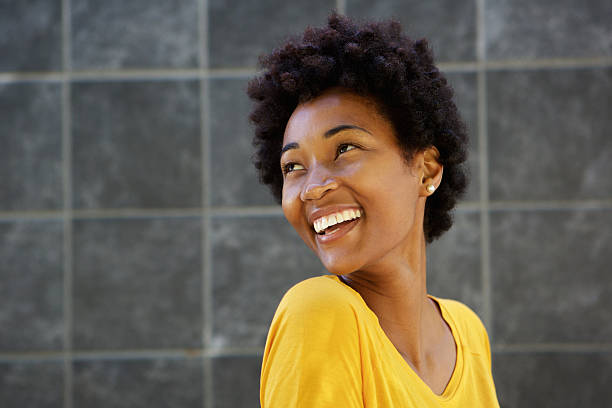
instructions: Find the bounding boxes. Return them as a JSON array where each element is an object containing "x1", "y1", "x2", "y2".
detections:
[
  {"x1": 324, "y1": 124, "x2": 371, "y2": 138},
  {"x1": 281, "y1": 125, "x2": 372, "y2": 157},
  {"x1": 280, "y1": 142, "x2": 299, "y2": 156}
]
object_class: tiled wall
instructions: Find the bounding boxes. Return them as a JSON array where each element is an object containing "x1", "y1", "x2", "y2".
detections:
[{"x1": 1, "y1": 1, "x2": 611, "y2": 407}]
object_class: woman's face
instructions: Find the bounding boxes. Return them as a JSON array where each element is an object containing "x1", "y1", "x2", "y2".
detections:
[{"x1": 281, "y1": 88, "x2": 430, "y2": 275}]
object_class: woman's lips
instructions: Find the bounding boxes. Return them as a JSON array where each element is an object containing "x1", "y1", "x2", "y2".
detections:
[{"x1": 315, "y1": 216, "x2": 361, "y2": 244}]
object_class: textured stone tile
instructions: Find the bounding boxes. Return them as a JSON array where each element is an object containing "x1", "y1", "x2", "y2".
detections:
[
  {"x1": 494, "y1": 352, "x2": 612, "y2": 407},
  {"x1": 427, "y1": 211, "x2": 482, "y2": 315},
  {"x1": 71, "y1": 0, "x2": 198, "y2": 69},
  {"x1": 73, "y1": 218, "x2": 202, "y2": 349},
  {"x1": 0, "y1": 361, "x2": 63, "y2": 408},
  {"x1": 491, "y1": 210, "x2": 612, "y2": 343},
  {"x1": 0, "y1": 83, "x2": 62, "y2": 211},
  {"x1": 209, "y1": 0, "x2": 336, "y2": 68},
  {"x1": 72, "y1": 81, "x2": 201, "y2": 209},
  {"x1": 212, "y1": 356, "x2": 261, "y2": 408},
  {"x1": 0, "y1": 0, "x2": 61, "y2": 71},
  {"x1": 209, "y1": 79, "x2": 277, "y2": 206},
  {"x1": 348, "y1": 0, "x2": 476, "y2": 62},
  {"x1": 0, "y1": 221, "x2": 63, "y2": 351},
  {"x1": 211, "y1": 216, "x2": 323, "y2": 348},
  {"x1": 446, "y1": 72, "x2": 479, "y2": 202},
  {"x1": 73, "y1": 358, "x2": 202, "y2": 408},
  {"x1": 486, "y1": 0, "x2": 612, "y2": 60},
  {"x1": 488, "y1": 68, "x2": 612, "y2": 201}
]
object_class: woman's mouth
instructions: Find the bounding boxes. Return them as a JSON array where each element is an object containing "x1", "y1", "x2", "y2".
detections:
[{"x1": 313, "y1": 209, "x2": 362, "y2": 243}]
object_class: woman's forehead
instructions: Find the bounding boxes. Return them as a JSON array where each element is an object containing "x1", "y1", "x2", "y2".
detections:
[{"x1": 284, "y1": 89, "x2": 389, "y2": 141}]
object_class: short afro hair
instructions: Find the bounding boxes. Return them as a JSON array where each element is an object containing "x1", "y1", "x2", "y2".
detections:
[{"x1": 247, "y1": 12, "x2": 468, "y2": 243}]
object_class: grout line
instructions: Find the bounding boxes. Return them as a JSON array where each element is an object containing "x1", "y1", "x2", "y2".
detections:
[
  {"x1": 70, "y1": 208, "x2": 203, "y2": 219},
  {"x1": 487, "y1": 199, "x2": 612, "y2": 211},
  {"x1": 1, "y1": 199, "x2": 612, "y2": 222},
  {"x1": 209, "y1": 206, "x2": 284, "y2": 217},
  {"x1": 0, "y1": 347, "x2": 264, "y2": 363},
  {"x1": 203, "y1": 347, "x2": 265, "y2": 358},
  {"x1": 336, "y1": 0, "x2": 346, "y2": 15},
  {"x1": 6, "y1": 342, "x2": 612, "y2": 363},
  {"x1": 0, "y1": 68, "x2": 258, "y2": 83},
  {"x1": 0, "y1": 350, "x2": 202, "y2": 362},
  {"x1": 207, "y1": 67, "x2": 259, "y2": 79},
  {"x1": 61, "y1": 1, "x2": 73, "y2": 408},
  {"x1": 0, "y1": 208, "x2": 203, "y2": 221},
  {"x1": 197, "y1": 0, "x2": 214, "y2": 406},
  {"x1": 476, "y1": 0, "x2": 492, "y2": 339},
  {"x1": 2, "y1": 57, "x2": 612, "y2": 84},
  {"x1": 493, "y1": 343, "x2": 612, "y2": 353},
  {"x1": 439, "y1": 61, "x2": 480, "y2": 73},
  {"x1": 0, "y1": 210, "x2": 65, "y2": 221},
  {"x1": 0, "y1": 72, "x2": 64, "y2": 83},
  {"x1": 484, "y1": 56, "x2": 612, "y2": 71},
  {"x1": 69, "y1": 69, "x2": 202, "y2": 81}
]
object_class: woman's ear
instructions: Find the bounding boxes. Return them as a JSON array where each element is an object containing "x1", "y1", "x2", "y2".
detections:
[{"x1": 420, "y1": 146, "x2": 443, "y2": 196}]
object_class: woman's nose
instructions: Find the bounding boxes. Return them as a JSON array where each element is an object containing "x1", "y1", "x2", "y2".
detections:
[{"x1": 300, "y1": 167, "x2": 339, "y2": 201}]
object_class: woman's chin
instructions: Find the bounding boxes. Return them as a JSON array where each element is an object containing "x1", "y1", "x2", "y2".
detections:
[{"x1": 321, "y1": 258, "x2": 359, "y2": 276}]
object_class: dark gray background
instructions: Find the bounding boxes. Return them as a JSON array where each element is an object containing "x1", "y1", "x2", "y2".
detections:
[{"x1": 1, "y1": 0, "x2": 611, "y2": 407}]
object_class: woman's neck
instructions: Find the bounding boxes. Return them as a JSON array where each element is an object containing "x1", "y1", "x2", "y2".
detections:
[{"x1": 339, "y1": 227, "x2": 443, "y2": 371}]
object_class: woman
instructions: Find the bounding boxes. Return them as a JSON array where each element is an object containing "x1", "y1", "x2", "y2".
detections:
[{"x1": 248, "y1": 13, "x2": 499, "y2": 407}]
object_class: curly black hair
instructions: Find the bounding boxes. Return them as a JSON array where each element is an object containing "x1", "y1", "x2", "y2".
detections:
[{"x1": 247, "y1": 12, "x2": 468, "y2": 243}]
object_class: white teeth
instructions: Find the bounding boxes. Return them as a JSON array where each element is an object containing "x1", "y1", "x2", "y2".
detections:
[{"x1": 313, "y1": 209, "x2": 363, "y2": 234}]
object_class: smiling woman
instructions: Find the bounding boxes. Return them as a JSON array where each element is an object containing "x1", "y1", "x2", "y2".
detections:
[{"x1": 248, "y1": 13, "x2": 500, "y2": 407}]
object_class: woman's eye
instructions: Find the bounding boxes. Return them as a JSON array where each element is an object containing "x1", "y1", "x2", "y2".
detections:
[
  {"x1": 282, "y1": 162, "x2": 304, "y2": 174},
  {"x1": 337, "y1": 143, "x2": 357, "y2": 156}
]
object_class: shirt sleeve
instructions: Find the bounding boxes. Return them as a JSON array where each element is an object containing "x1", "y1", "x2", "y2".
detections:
[{"x1": 260, "y1": 279, "x2": 364, "y2": 408}]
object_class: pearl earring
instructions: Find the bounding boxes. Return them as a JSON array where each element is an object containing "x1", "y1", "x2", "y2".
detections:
[{"x1": 426, "y1": 184, "x2": 435, "y2": 193}]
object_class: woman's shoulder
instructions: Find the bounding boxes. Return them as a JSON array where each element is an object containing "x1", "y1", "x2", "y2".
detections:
[
  {"x1": 275, "y1": 274, "x2": 363, "y2": 320},
  {"x1": 262, "y1": 275, "x2": 365, "y2": 406},
  {"x1": 435, "y1": 297, "x2": 482, "y2": 323},
  {"x1": 264, "y1": 275, "x2": 362, "y2": 359}
]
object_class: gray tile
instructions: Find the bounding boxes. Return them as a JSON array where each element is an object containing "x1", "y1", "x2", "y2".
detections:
[
  {"x1": 427, "y1": 211, "x2": 482, "y2": 315},
  {"x1": 486, "y1": 0, "x2": 612, "y2": 60},
  {"x1": 212, "y1": 356, "x2": 261, "y2": 408},
  {"x1": 0, "y1": 221, "x2": 63, "y2": 351},
  {"x1": 488, "y1": 68, "x2": 612, "y2": 201},
  {"x1": 73, "y1": 358, "x2": 202, "y2": 408},
  {"x1": 491, "y1": 210, "x2": 612, "y2": 343},
  {"x1": 347, "y1": 0, "x2": 476, "y2": 62},
  {"x1": 209, "y1": 79, "x2": 277, "y2": 206},
  {"x1": 0, "y1": 83, "x2": 62, "y2": 211},
  {"x1": 446, "y1": 72, "x2": 479, "y2": 202},
  {"x1": 72, "y1": 81, "x2": 202, "y2": 209},
  {"x1": 71, "y1": 0, "x2": 198, "y2": 69},
  {"x1": 209, "y1": 0, "x2": 336, "y2": 68},
  {"x1": 494, "y1": 352, "x2": 612, "y2": 407},
  {"x1": 0, "y1": 0, "x2": 62, "y2": 71},
  {"x1": 73, "y1": 218, "x2": 202, "y2": 349},
  {"x1": 211, "y1": 216, "x2": 323, "y2": 348},
  {"x1": 0, "y1": 361, "x2": 63, "y2": 408}
]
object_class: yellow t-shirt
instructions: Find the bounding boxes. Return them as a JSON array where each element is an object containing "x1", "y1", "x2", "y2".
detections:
[{"x1": 260, "y1": 275, "x2": 500, "y2": 407}]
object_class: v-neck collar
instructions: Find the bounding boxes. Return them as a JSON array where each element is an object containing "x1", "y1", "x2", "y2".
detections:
[{"x1": 329, "y1": 274, "x2": 465, "y2": 402}]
